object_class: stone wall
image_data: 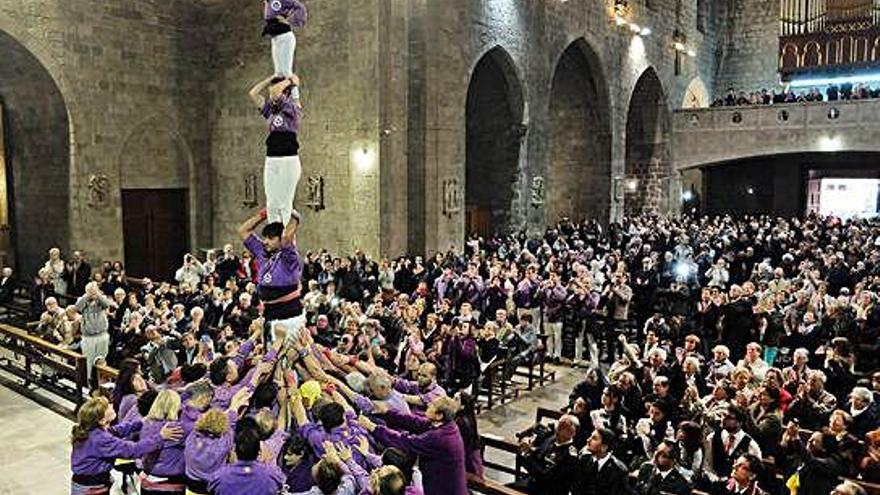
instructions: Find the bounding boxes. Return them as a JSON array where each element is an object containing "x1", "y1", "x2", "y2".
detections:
[
  {"x1": 714, "y1": 0, "x2": 781, "y2": 95},
  {"x1": 0, "y1": 0, "x2": 727, "y2": 274},
  {"x1": 0, "y1": 0, "x2": 211, "y2": 276}
]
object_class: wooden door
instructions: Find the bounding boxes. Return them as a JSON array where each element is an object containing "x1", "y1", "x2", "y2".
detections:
[
  {"x1": 466, "y1": 206, "x2": 492, "y2": 239},
  {"x1": 122, "y1": 189, "x2": 188, "y2": 281}
]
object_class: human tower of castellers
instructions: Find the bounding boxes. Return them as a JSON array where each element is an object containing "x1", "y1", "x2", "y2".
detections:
[{"x1": 69, "y1": 2, "x2": 453, "y2": 495}]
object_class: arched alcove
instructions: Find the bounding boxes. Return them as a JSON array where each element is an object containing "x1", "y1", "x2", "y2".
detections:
[
  {"x1": 624, "y1": 67, "x2": 672, "y2": 214},
  {"x1": 547, "y1": 39, "x2": 612, "y2": 224},
  {"x1": 465, "y1": 46, "x2": 525, "y2": 238},
  {"x1": 0, "y1": 29, "x2": 71, "y2": 274}
]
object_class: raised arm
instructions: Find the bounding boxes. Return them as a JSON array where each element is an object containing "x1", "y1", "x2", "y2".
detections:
[
  {"x1": 248, "y1": 75, "x2": 275, "y2": 109},
  {"x1": 237, "y1": 211, "x2": 266, "y2": 241}
]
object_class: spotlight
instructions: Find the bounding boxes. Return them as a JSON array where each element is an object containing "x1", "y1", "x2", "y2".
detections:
[
  {"x1": 626, "y1": 178, "x2": 639, "y2": 191},
  {"x1": 686, "y1": 49, "x2": 696, "y2": 57},
  {"x1": 681, "y1": 190, "x2": 694, "y2": 201},
  {"x1": 746, "y1": 187, "x2": 755, "y2": 195},
  {"x1": 640, "y1": 27, "x2": 651, "y2": 36}
]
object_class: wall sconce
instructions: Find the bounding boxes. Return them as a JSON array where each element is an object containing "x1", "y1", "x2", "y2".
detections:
[{"x1": 352, "y1": 144, "x2": 375, "y2": 171}]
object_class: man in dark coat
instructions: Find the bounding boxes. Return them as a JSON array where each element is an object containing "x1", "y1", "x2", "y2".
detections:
[
  {"x1": 634, "y1": 440, "x2": 693, "y2": 495},
  {"x1": 572, "y1": 427, "x2": 632, "y2": 495}
]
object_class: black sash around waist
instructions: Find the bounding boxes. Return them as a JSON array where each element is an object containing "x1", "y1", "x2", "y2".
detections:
[
  {"x1": 262, "y1": 19, "x2": 292, "y2": 37},
  {"x1": 72, "y1": 472, "x2": 111, "y2": 487}
]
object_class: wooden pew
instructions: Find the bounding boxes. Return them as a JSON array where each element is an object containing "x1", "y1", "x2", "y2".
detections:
[
  {"x1": 0, "y1": 323, "x2": 87, "y2": 413},
  {"x1": 468, "y1": 473, "x2": 528, "y2": 495}
]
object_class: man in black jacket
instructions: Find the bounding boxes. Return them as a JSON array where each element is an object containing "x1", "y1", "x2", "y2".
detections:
[
  {"x1": 572, "y1": 427, "x2": 632, "y2": 495},
  {"x1": 634, "y1": 440, "x2": 693, "y2": 495},
  {"x1": 0, "y1": 267, "x2": 14, "y2": 305},
  {"x1": 520, "y1": 414, "x2": 580, "y2": 495}
]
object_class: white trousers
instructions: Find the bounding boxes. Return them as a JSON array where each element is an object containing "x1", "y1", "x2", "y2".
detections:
[
  {"x1": 543, "y1": 320, "x2": 563, "y2": 359},
  {"x1": 272, "y1": 32, "x2": 301, "y2": 100},
  {"x1": 81, "y1": 333, "x2": 109, "y2": 380},
  {"x1": 264, "y1": 155, "x2": 302, "y2": 226},
  {"x1": 270, "y1": 314, "x2": 306, "y2": 345}
]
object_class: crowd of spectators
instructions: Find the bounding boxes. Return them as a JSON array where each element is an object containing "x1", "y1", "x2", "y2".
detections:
[
  {"x1": 17, "y1": 212, "x2": 880, "y2": 495},
  {"x1": 710, "y1": 83, "x2": 880, "y2": 108}
]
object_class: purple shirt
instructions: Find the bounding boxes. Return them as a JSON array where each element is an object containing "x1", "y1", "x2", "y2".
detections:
[
  {"x1": 353, "y1": 389, "x2": 412, "y2": 416},
  {"x1": 185, "y1": 411, "x2": 238, "y2": 482},
  {"x1": 71, "y1": 421, "x2": 161, "y2": 476},
  {"x1": 299, "y1": 410, "x2": 372, "y2": 469},
  {"x1": 210, "y1": 339, "x2": 275, "y2": 410},
  {"x1": 261, "y1": 96, "x2": 302, "y2": 134},
  {"x1": 244, "y1": 234, "x2": 303, "y2": 290},
  {"x1": 140, "y1": 419, "x2": 185, "y2": 477},
  {"x1": 392, "y1": 379, "x2": 446, "y2": 412},
  {"x1": 208, "y1": 460, "x2": 285, "y2": 495},
  {"x1": 372, "y1": 411, "x2": 468, "y2": 495},
  {"x1": 263, "y1": 0, "x2": 307, "y2": 27}
]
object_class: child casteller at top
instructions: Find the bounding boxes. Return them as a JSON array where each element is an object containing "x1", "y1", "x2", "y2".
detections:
[{"x1": 263, "y1": 0, "x2": 307, "y2": 100}]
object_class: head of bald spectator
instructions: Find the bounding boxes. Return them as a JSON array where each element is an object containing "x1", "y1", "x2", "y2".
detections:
[{"x1": 553, "y1": 414, "x2": 580, "y2": 445}]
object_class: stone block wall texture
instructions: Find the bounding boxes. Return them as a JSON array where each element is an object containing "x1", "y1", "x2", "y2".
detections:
[
  {"x1": 714, "y1": 0, "x2": 782, "y2": 94},
  {"x1": 0, "y1": 0, "x2": 732, "y2": 273}
]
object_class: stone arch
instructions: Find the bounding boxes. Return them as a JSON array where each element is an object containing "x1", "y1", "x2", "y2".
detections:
[
  {"x1": 465, "y1": 46, "x2": 525, "y2": 237},
  {"x1": 624, "y1": 67, "x2": 673, "y2": 214},
  {"x1": 682, "y1": 77, "x2": 710, "y2": 109},
  {"x1": 546, "y1": 38, "x2": 612, "y2": 224},
  {"x1": 0, "y1": 29, "x2": 72, "y2": 275},
  {"x1": 117, "y1": 116, "x2": 198, "y2": 277}
]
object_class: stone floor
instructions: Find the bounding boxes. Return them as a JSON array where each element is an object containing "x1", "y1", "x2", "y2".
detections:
[
  {"x1": 0, "y1": 363, "x2": 585, "y2": 494},
  {"x1": 0, "y1": 383, "x2": 73, "y2": 495}
]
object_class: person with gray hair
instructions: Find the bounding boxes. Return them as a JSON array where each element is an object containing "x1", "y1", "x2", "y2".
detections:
[
  {"x1": 357, "y1": 396, "x2": 468, "y2": 495},
  {"x1": 848, "y1": 386, "x2": 879, "y2": 436},
  {"x1": 832, "y1": 480, "x2": 867, "y2": 495},
  {"x1": 785, "y1": 370, "x2": 838, "y2": 430},
  {"x1": 75, "y1": 281, "x2": 115, "y2": 380}
]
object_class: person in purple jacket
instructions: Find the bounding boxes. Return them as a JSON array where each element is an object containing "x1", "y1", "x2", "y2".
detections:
[
  {"x1": 70, "y1": 397, "x2": 181, "y2": 495},
  {"x1": 208, "y1": 426, "x2": 285, "y2": 495},
  {"x1": 183, "y1": 389, "x2": 252, "y2": 495},
  {"x1": 139, "y1": 390, "x2": 187, "y2": 495},
  {"x1": 248, "y1": 75, "x2": 304, "y2": 228},
  {"x1": 357, "y1": 396, "x2": 469, "y2": 495},
  {"x1": 262, "y1": 0, "x2": 306, "y2": 81},
  {"x1": 238, "y1": 206, "x2": 305, "y2": 344}
]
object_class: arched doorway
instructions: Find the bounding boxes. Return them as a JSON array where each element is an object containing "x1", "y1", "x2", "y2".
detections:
[
  {"x1": 0, "y1": 30, "x2": 70, "y2": 275},
  {"x1": 547, "y1": 39, "x2": 612, "y2": 224},
  {"x1": 118, "y1": 124, "x2": 192, "y2": 281},
  {"x1": 465, "y1": 46, "x2": 525, "y2": 238},
  {"x1": 624, "y1": 67, "x2": 672, "y2": 215}
]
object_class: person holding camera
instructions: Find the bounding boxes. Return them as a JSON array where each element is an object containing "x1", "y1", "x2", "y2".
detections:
[
  {"x1": 76, "y1": 281, "x2": 117, "y2": 381},
  {"x1": 174, "y1": 253, "x2": 206, "y2": 287}
]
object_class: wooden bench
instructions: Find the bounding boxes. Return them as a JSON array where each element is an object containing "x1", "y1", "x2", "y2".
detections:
[
  {"x1": 0, "y1": 323, "x2": 87, "y2": 414},
  {"x1": 468, "y1": 473, "x2": 528, "y2": 495},
  {"x1": 478, "y1": 359, "x2": 520, "y2": 410}
]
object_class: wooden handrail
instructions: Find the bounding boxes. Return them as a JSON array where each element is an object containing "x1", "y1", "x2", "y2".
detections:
[{"x1": 0, "y1": 323, "x2": 85, "y2": 361}]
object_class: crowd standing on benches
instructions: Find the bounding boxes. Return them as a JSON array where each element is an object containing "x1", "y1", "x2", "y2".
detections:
[{"x1": 15, "y1": 212, "x2": 880, "y2": 495}]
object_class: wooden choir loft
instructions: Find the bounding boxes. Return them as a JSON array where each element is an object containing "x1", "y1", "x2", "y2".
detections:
[{"x1": 779, "y1": 0, "x2": 880, "y2": 77}]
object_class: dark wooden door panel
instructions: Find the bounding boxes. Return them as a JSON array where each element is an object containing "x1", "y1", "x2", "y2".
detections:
[{"x1": 122, "y1": 189, "x2": 188, "y2": 282}]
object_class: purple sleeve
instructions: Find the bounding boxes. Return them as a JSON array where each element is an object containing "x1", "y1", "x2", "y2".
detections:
[
  {"x1": 95, "y1": 428, "x2": 162, "y2": 460},
  {"x1": 244, "y1": 234, "x2": 267, "y2": 263},
  {"x1": 281, "y1": 244, "x2": 303, "y2": 282},
  {"x1": 343, "y1": 457, "x2": 369, "y2": 492},
  {"x1": 108, "y1": 419, "x2": 143, "y2": 438},
  {"x1": 383, "y1": 410, "x2": 433, "y2": 434},
  {"x1": 232, "y1": 339, "x2": 256, "y2": 370},
  {"x1": 455, "y1": 337, "x2": 478, "y2": 360},
  {"x1": 372, "y1": 425, "x2": 440, "y2": 458},
  {"x1": 353, "y1": 394, "x2": 374, "y2": 414},
  {"x1": 299, "y1": 421, "x2": 327, "y2": 455},
  {"x1": 288, "y1": 0, "x2": 307, "y2": 27},
  {"x1": 260, "y1": 100, "x2": 272, "y2": 119},
  {"x1": 393, "y1": 378, "x2": 420, "y2": 395},
  {"x1": 262, "y1": 430, "x2": 289, "y2": 462}
]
